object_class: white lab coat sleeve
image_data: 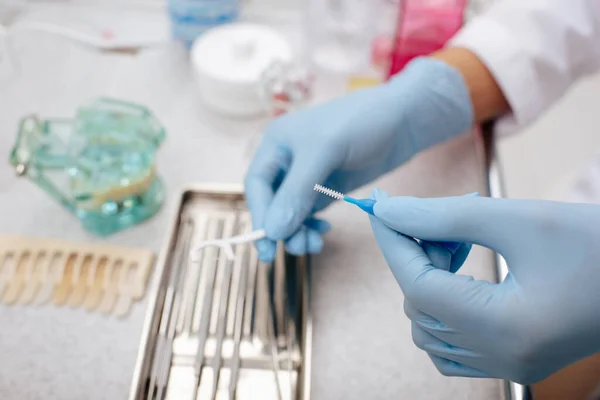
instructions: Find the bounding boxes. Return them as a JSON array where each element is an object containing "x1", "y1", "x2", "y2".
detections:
[{"x1": 450, "y1": 0, "x2": 600, "y2": 135}]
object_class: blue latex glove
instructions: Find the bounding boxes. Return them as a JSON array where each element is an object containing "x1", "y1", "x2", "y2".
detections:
[
  {"x1": 245, "y1": 57, "x2": 474, "y2": 261},
  {"x1": 369, "y1": 189, "x2": 600, "y2": 384}
]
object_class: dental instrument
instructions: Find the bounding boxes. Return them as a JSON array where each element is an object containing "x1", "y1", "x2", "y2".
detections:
[
  {"x1": 147, "y1": 218, "x2": 194, "y2": 400},
  {"x1": 192, "y1": 228, "x2": 266, "y2": 261},
  {"x1": 193, "y1": 215, "x2": 235, "y2": 399},
  {"x1": 313, "y1": 184, "x2": 377, "y2": 214},
  {"x1": 313, "y1": 184, "x2": 462, "y2": 254},
  {"x1": 228, "y1": 241, "x2": 250, "y2": 400}
]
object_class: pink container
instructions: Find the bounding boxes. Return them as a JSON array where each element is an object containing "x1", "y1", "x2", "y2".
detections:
[{"x1": 387, "y1": 0, "x2": 467, "y2": 78}]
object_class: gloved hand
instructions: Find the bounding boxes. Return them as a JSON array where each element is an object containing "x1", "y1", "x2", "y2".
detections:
[
  {"x1": 369, "y1": 189, "x2": 600, "y2": 384},
  {"x1": 245, "y1": 57, "x2": 474, "y2": 261}
]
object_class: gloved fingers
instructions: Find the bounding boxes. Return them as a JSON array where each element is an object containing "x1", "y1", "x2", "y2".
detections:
[
  {"x1": 265, "y1": 147, "x2": 341, "y2": 240},
  {"x1": 304, "y1": 217, "x2": 332, "y2": 234},
  {"x1": 369, "y1": 207, "x2": 427, "y2": 295},
  {"x1": 372, "y1": 195, "x2": 543, "y2": 257},
  {"x1": 422, "y1": 241, "x2": 471, "y2": 273},
  {"x1": 428, "y1": 354, "x2": 492, "y2": 379},
  {"x1": 245, "y1": 141, "x2": 292, "y2": 262},
  {"x1": 449, "y1": 242, "x2": 472, "y2": 274},
  {"x1": 245, "y1": 141, "x2": 291, "y2": 219},
  {"x1": 369, "y1": 204, "x2": 497, "y2": 327},
  {"x1": 413, "y1": 324, "x2": 495, "y2": 379},
  {"x1": 422, "y1": 241, "x2": 452, "y2": 271},
  {"x1": 375, "y1": 189, "x2": 472, "y2": 268},
  {"x1": 405, "y1": 302, "x2": 464, "y2": 345},
  {"x1": 255, "y1": 238, "x2": 278, "y2": 263},
  {"x1": 285, "y1": 227, "x2": 324, "y2": 256},
  {"x1": 412, "y1": 323, "x2": 478, "y2": 364},
  {"x1": 373, "y1": 190, "x2": 470, "y2": 274},
  {"x1": 283, "y1": 218, "x2": 330, "y2": 255},
  {"x1": 406, "y1": 300, "x2": 494, "y2": 354},
  {"x1": 370, "y1": 187, "x2": 390, "y2": 201},
  {"x1": 404, "y1": 301, "x2": 448, "y2": 331}
]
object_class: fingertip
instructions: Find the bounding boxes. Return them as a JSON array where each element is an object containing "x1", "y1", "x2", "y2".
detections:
[
  {"x1": 307, "y1": 230, "x2": 324, "y2": 254},
  {"x1": 369, "y1": 213, "x2": 392, "y2": 250},
  {"x1": 372, "y1": 196, "x2": 445, "y2": 236},
  {"x1": 368, "y1": 211, "x2": 388, "y2": 235},
  {"x1": 245, "y1": 142, "x2": 293, "y2": 241},
  {"x1": 284, "y1": 230, "x2": 307, "y2": 256},
  {"x1": 372, "y1": 195, "x2": 411, "y2": 217},
  {"x1": 372, "y1": 195, "x2": 397, "y2": 220},
  {"x1": 422, "y1": 242, "x2": 452, "y2": 272},
  {"x1": 266, "y1": 148, "x2": 337, "y2": 240},
  {"x1": 428, "y1": 355, "x2": 461, "y2": 377},
  {"x1": 284, "y1": 229, "x2": 324, "y2": 255},
  {"x1": 372, "y1": 201, "x2": 383, "y2": 217},
  {"x1": 256, "y1": 239, "x2": 277, "y2": 263},
  {"x1": 264, "y1": 207, "x2": 299, "y2": 240},
  {"x1": 369, "y1": 212, "x2": 430, "y2": 293},
  {"x1": 449, "y1": 243, "x2": 472, "y2": 273},
  {"x1": 369, "y1": 188, "x2": 379, "y2": 200},
  {"x1": 305, "y1": 218, "x2": 331, "y2": 234},
  {"x1": 370, "y1": 188, "x2": 390, "y2": 201},
  {"x1": 369, "y1": 210, "x2": 404, "y2": 244},
  {"x1": 428, "y1": 354, "x2": 491, "y2": 379}
]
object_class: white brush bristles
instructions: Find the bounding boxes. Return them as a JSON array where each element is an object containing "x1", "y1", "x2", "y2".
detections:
[{"x1": 313, "y1": 184, "x2": 345, "y2": 200}]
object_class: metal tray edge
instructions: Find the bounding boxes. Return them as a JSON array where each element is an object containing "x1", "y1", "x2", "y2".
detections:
[{"x1": 480, "y1": 128, "x2": 526, "y2": 400}]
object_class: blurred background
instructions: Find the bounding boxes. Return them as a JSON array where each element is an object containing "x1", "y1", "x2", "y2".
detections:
[{"x1": 2, "y1": 0, "x2": 598, "y2": 203}]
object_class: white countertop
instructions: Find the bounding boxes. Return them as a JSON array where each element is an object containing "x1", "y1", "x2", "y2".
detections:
[{"x1": 0, "y1": 6, "x2": 503, "y2": 400}]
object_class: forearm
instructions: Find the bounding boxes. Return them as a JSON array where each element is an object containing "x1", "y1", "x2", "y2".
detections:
[{"x1": 430, "y1": 47, "x2": 510, "y2": 125}]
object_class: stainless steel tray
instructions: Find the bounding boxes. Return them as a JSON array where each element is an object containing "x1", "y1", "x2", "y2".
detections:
[{"x1": 129, "y1": 184, "x2": 311, "y2": 400}]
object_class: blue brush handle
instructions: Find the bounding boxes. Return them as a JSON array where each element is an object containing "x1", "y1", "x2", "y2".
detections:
[
  {"x1": 346, "y1": 197, "x2": 462, "y2": 255},
  {"x1": 343, "y1": 197, "x2": 377, "y2": 215}
]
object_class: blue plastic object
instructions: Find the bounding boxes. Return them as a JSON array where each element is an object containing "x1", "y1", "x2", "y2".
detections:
[
  {"x1": 245, "y1": 57, "x2": 474, "y2": 262},
  {"x1": 343, "y1": 196, "x2": 377, "y2": 215},
  {"x1": 369, "y1": 189, "x2": 600, "y2": 384},
  {"x1": 168, "y1": 0, "x2": 240, "y2": 47}
]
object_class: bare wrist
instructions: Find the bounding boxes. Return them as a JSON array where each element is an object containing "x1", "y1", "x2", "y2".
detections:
[{"x1": 430, "y1": 47, "x2": 510, "y2": 123}]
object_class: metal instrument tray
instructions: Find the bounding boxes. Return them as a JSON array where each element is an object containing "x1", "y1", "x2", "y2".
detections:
[{"x1": 129, "y1": 184, "x2": 311, "y2": 400}]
